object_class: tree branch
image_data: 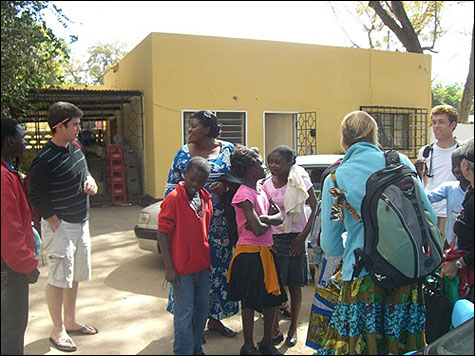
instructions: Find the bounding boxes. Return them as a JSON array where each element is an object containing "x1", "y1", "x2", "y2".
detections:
[
  {"x1": 369, "y1": 1, "x2": 423, "y2": 52},
  {"x1": 460, "y1": 22, "x2": 474, "y2": 123}
]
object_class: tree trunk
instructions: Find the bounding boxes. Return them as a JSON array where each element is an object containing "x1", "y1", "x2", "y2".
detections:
[
  {"x1": 460, "y1": 23, "x2": 474, "y2": 124},
  {"x1": 368, "y1": 1, "x2": 423, "y2": 53}
]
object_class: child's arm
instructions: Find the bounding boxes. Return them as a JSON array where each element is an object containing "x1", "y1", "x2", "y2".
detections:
[
  {"x1": 237, "y1": 200, "x2": 271, "y2": 236},
  {"x1": 157, "y1": 231, "x2": 180, "y2": 285},
  {"x1": 260, "y1": 198, "x2": 283, "y2": 226},
  {"x1": 290, "y1": 186, "x2": 318, "y2": 256}
]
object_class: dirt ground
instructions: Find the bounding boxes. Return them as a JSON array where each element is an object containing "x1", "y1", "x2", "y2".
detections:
[{"x1": 24, "y1": 205, "x2": 318, "y2": 355}]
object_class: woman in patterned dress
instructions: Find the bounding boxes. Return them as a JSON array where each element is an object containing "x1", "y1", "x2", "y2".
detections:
[
  {"x1": 316, "y1": 111, "x2": 430, "y2": 355},
  {"x1": 164, "y1": 110, "x2": 239, "y2": 337}
]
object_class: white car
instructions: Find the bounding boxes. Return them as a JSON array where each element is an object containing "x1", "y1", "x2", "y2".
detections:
[{"x1": 134, "y1": 154, "x2": 344, "y2": 264}]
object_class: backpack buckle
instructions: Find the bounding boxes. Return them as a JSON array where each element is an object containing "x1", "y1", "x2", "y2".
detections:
[{"x1": 422, "y1": 243, "x2": 431, "y2": 257}]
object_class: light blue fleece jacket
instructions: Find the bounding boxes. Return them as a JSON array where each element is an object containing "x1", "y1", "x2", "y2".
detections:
[{"x1": 320, "y1": 142, "x2": 437, "y2": 281}]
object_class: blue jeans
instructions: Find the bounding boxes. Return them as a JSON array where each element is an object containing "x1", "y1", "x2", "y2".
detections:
[
  {"x1": 172, "y1": 268, "x2": 210, "y2": 355},
  {"x1": 1, "y1": 264, "x2": 29, "y2": 355}
]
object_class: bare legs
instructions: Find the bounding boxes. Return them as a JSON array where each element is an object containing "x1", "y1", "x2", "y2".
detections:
[{"x1": 47, "y1": 281, "x2": 85, "y2": 340}]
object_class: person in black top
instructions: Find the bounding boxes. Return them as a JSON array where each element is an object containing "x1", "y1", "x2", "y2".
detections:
[
  {"x1": 441, "y1": 137, "x2": 474, "y2": 302},
  {"x1": 28, "y1": 102, "x2": 98, "y2": 352}
]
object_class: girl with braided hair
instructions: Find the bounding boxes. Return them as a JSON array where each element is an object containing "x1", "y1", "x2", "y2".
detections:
[{"x1": 226, "y1": 145, "x2": 287, "y2": 355}]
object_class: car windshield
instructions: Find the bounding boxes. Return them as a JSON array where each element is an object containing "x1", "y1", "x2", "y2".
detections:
[{"x1": 426, "y1": 318, "x2": 473, "y2": 355}]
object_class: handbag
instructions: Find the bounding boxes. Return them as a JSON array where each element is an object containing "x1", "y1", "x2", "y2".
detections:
[
  {"x1": 444, "y1": 235, "x2": 474, "y2": 299},
  {"x1": 423, "y1": 273, "x2": 453, "y2": 344}
]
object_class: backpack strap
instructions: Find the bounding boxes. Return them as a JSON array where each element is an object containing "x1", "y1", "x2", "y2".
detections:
[
  {"x1": 384, "y1": 150, "x2": 401, "y2": 166},
  {"x1": 329, "y1": 171, "x2": 362, "y2": 222},
  {"x1": 351, "y1": 248, "x2": 367, "y2": 281},
  {"x1": 422, "y1": 143, "x2": 434, "y2": 159}
]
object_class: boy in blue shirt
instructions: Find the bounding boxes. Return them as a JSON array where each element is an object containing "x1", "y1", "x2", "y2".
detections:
[{"x1": 427, "y1": 148, "x2": 470, "y2": 248}]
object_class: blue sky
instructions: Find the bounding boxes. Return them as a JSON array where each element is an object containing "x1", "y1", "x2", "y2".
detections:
[{"x1": 46, "y1": 1, "x2": 474, "y2": 85}]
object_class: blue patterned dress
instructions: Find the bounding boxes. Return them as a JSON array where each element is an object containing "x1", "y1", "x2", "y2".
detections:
[{"x1": 164, "y1": 140, "x2": 239, "y2": 320}]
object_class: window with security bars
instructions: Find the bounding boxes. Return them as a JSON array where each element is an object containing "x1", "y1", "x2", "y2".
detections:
[
  {"x1": 360, "y1": 106, "x2": 428, "y2": 159},
  {"x1": 183, "y1": 111, "x2": 246, "y2": 145}
]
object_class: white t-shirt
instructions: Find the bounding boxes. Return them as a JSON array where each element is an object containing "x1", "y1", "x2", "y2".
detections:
[{"x1": 418, "y1": 142, "x2": 459, "y2": 217}]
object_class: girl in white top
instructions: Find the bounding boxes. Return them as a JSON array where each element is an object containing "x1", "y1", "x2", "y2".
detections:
[{"x1": 262, "y1": 145, "x2": 317, "y2": 347}]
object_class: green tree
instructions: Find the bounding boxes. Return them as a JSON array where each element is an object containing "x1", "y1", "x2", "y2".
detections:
[
  {"x1": 367, "y1": 1, "x2": 444, "y2": 53},
  {"x1": 63, "y1": 41, "x2": 128, "y2": 85},
  {"x1": 432, "y1": 82, "x2": 474, "y2": 115},
  {"x1": 85, "y1": 41, "x2": 128, "y2": 85},
  {"x1": 367, "y1": 1, "x2": 473, "y2": 123},
  {"x1": 1, "y1": 1, "x2": 73, "y2": 117}
]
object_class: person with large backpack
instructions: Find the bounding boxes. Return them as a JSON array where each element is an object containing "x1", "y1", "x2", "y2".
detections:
[{"x1": 316, "y1": 111, "x2": 441, "y2": 355}]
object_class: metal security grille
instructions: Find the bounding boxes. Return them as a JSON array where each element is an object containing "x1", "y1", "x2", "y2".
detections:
[
  {"x1": 183, "y1": 111, "x2": 246, "y2": 145},
  {"x1": 360, "y1": 106, "x2": 428, "y2": 159},
  {"x1": 296, "y1": 112, "x2": 317, "y2": 155}
]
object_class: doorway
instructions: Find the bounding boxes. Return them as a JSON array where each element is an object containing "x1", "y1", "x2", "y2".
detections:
[{"x1": 264, "y1": 112, "x2": 296, "y2": 159}]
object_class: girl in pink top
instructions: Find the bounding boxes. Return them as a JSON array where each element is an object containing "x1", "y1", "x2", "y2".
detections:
[
  {"x1": 262, "y1": 145, "x2": 317, "y2": 348},
  {"x1": 227, "y1": 145, "x2": 287, "y2": 356}
]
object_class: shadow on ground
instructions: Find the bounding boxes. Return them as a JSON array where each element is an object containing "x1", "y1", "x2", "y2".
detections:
[
  {"x1": 103, "y1": 253, "x2": 168, "y2": 298},
  {"x1": 24, "y1": 338, "x2": 51, "y2": 355}
]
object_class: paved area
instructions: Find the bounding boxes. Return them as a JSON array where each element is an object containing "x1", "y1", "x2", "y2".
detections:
[{"x1": 24, "y1": 205, "x2": 318, "y2": 355}]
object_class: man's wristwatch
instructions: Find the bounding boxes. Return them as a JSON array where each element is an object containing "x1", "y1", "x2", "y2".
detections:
[{"x1": 455, "y1": 259, "x2": 464, "y2": 270}]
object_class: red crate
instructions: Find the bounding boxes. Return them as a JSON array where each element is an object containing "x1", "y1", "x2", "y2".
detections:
[
  {"x1": 111, "y1": 194, "x2": 127, "y2": 205},
  {"x1": 105, "y1": 145, "x2": 124, "y2": 155}
]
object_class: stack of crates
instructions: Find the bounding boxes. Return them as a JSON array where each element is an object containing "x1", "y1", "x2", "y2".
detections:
[
  {"x1": 105, "y1": 145, "x2": 126, "y2": 205},
  {"x1": 124, "y1": 148, "x2": 141, "y2": 204}
]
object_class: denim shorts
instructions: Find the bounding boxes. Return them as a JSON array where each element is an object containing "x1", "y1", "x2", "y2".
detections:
[{"x1": 41, "y1": 219, "x2": 91, "y2": 289}]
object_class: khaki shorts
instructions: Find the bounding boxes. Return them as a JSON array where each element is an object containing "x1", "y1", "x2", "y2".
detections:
[
  {"x1": 437, "y1": 216, "x2": 447, "y2": 243},
  {"x1": 41, "y1": 219, "x2": 91, "y2": 289}
]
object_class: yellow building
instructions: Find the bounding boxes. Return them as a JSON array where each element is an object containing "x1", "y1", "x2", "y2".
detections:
[{"x1": 104, "y1": 32, "x2": 432, "y2": 199}]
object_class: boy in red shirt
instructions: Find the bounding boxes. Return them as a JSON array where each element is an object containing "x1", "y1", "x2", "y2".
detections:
[
  {"x1": 1, "y1": 117, "x2": 40, "y2": 355},
  {"x1": 158, "y1": 156, "x2": 213, "y2": 355}
]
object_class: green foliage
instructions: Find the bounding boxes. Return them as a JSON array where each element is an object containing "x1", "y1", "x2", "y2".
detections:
[
  {"x1": 1, "y1": 1, "x2": 71, "y2": 117},
  {"x1": 432, "y1": 82, "x2": 474, "y2": 115},
  {"x1": 86, "y1": 41, "x2": 128, "y2": 85},
  {"x1": 63, "y1": 41, "x2": 128, "y2": 85}
]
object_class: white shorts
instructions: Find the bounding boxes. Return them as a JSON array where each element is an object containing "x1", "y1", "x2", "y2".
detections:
[{"x1": 41, "y1": 219, "x2": 91, "y2": 289}]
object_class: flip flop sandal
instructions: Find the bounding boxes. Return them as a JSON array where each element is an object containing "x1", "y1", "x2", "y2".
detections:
[
  {"x1": 49, "y1": 337, "x2": 77, "y2": 352},
  {"x1": 66, "y1": 324, "x2": 99, "y2": 335}
]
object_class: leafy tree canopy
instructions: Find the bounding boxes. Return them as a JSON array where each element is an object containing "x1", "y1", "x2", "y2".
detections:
[
  {"x1": 432, "y1": 82, "x2": 474, "y2": 116},
  {"x1": 1, "y1": 1, "x2": 74, "y2": 117},
  {"x1": 64, "y1": 41, "x2": 128, "y2": 85}
]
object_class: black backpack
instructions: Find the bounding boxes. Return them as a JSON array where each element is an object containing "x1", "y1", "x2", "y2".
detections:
[{"x1": 350, "y1": 150, "x2": 444, "y2": 289}]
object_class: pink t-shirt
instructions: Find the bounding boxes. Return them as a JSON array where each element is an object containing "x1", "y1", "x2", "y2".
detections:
[
  {"x1": 262, "y1": 174, "x2": 312, "y2": 235},
  {"x1": 232, "y1": 184, "x2": 273, "y2": 247}
]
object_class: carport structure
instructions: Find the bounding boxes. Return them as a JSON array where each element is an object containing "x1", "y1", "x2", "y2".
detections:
[{"x1": 22, "y1": 88, "x2": 145, "y2": 206}]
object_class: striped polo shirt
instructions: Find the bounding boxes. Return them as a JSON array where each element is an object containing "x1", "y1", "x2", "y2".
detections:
[{"x1": 28, "y1": 140, "x2": 90, "y2": 223}]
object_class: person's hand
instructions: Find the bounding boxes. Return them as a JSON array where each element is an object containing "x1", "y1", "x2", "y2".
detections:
[
  {"x1": 440, "y1": 260, "x2": 458, "y2": 279},
  {"x1": 165, "y1": 267, "x2": 180, "y2": 285},
  {"x1": 289, "y1": 234, "x2": 305, "y2": 256},
  {"x1": 26, "y1": 268, "x2": 40, "y2": 284},
  {"x1": 83, "y1": 175, "x2": 98, "y2": 196},
  {"x1": 209, "y1": 181, "x2": 227, "y2": 196},
  {"x1": 47, "y1": 216, "x2": 62, "y2": 231},
  {"x1": 259, "y1": 215, "x2": 271, "y2": 225}
]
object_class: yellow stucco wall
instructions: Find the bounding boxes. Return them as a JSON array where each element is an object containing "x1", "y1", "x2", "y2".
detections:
[{"x1": 104, "y1": 32, "x2": 431, "y2": 199}]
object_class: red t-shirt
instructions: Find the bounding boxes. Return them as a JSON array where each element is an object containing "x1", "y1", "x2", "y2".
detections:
[
  {"x1": 158, "y1": 181, "x2": 212, "y2": 275},
  {"x1": 1, "y1": 160, "x2": 38, "y2": 273}
]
